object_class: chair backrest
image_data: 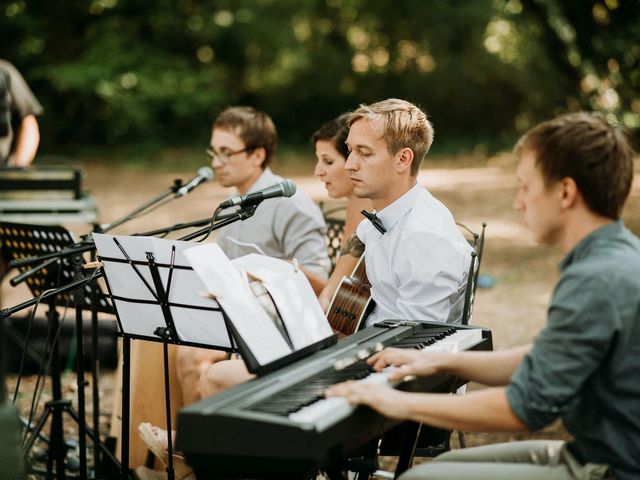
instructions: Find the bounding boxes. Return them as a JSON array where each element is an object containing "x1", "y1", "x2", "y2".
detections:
[
  {"x1": 320, "y1": 203, "x2": 347, "y2": 274},
  {"x1": 448, "y1": 222, "x2": 486, "y2": 325},
  {"x1": 324, "y1": 218, "x2": 345, "y2": 273},
  {"x1": 473, "y1": 223, "x2": 486, "y2": 295}
]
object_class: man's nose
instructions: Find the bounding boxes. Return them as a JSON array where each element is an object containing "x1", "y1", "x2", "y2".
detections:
[{"x1": 345, "y1": 154, "x2": 356, "y2": 171}]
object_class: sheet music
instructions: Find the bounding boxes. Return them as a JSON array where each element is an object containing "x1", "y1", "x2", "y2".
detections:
[
  {"x1": 93, "y1": 234, "x2": 231, "y2": 348},
  {"x1": 231, "y1": 254, "x2": 333, "y2": 350},
  {"x1": 183, "y1": 243, "x2": 293, "y2": 365}
]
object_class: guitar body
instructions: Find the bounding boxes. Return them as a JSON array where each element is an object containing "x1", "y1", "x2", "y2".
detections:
[{"x1": 326, "y1": 257, "x2": 374, "y2": 336}]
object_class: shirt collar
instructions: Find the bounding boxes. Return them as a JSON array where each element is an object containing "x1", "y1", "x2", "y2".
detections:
[
  {"x1": 247, "y1": 168, "x2": 278, "y2": 194},
  {"x1": 559, "y1": 220, "x2": 624, "y2": 270},
  {"x1": 375, "y1": 183, "x2": 424, "y2": 233}
]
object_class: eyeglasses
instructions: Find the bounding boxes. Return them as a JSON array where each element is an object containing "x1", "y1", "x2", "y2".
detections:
[{"x1": 206, "y1": 146, "x2": 251, "y2": 165}]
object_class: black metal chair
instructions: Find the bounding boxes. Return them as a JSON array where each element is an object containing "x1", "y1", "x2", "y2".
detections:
[{"x1": 320, "y1": 203, "x2": 347, "y2": 274}]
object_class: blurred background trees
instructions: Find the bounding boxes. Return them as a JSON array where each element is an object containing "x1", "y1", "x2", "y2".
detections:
[{"x1": 0, "y1": 0, "x2": 638, "y2": 158}]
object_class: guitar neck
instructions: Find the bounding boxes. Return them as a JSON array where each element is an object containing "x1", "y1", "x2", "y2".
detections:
[{"x1": 350, "y1": 255, "x2": 370, "y2": 286}]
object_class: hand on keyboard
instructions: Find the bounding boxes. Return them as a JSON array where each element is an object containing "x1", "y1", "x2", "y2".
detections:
[
  {"x1": 368, "y1": 347, "x2": 452, "y2": 382},
  {"x1": 324, "y1": 376, "x2": 410, "y2": 420}
]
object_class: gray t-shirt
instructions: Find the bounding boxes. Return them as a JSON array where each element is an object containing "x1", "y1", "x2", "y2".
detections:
[
  {"x1": 215, "y1": 168, "x2": 330, "y2": 279},
  {"x1": 507, "y1": 221, "x2": 640, "y2": 480},
  {"x1": 0, "y1": 60, "x2": 43, "y2": 164}
]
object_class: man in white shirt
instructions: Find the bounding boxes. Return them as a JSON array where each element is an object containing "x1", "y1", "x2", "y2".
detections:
[{"x1": 344, "y1": 98, "x2": 472, "y2": 325}]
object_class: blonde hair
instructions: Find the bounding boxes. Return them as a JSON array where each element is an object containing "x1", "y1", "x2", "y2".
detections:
[{"x1": 348, "y1": 99, "x2": 434, "y2": 177}]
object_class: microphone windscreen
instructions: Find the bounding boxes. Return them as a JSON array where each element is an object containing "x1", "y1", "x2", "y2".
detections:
[
  {"x1": 282, "y1": 179, "x2": 297, "y2": 197},
  {"x1": 198, "y1": 166, "x2": 215, "y2": 181}
]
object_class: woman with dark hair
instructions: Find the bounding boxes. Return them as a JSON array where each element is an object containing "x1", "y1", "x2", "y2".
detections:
[{"x1": 313, "y1": 114, "x2": 371, "y2": 311}]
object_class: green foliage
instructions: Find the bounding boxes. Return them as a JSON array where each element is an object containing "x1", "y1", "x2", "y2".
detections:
[{"x1": 0, "y1": 0, "x2": 638, "y2": 155}]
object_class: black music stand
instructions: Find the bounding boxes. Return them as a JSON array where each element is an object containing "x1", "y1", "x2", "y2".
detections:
[
  {"x1": 93, "y1": 233, "x2": 237, "y2": 480},
  {"x1": 0, "y1": 221, "x2": 114, "y2": 479}
]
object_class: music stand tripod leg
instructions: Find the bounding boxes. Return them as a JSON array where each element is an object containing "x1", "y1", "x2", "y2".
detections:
[
  {"x1": 20, "y1": 299, "x2": 67, "y2": 479},
  {"x1": 160, "y1": 331, "x2": 175, "y2": 480},
  {"x1": 72, "y1": 265, "x2": 88, "y2": 480},
  {"x1": 121, "y1": 335, "x2": 131, "y2": 480},
  {"x1": 89, "y1": 268, "x2": 102, "y2": 475}
]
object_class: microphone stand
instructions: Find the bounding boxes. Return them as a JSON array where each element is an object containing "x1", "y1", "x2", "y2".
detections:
[
  {"x1": 1, "y1": 269, "x2": 120, "y2": 479},
  {"x1": 97, "y1": 179, "x2": 184, "y2": 233},
  {"x1": 178, "y1": 205, "x2": 258, "y2": 242},
  {"x1": 2, "y1": 190, "x2": 259, "y2": 478},
  {"x1": 6, "y1": 178, "x2": 183, "y2": 477}
]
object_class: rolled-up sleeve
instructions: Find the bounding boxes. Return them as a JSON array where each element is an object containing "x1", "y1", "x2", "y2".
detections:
[{"x1": 506, "y1": 273, "x2": 619, "y2": 431}]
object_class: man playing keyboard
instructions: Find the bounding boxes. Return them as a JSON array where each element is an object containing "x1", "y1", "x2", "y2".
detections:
[{"x1": 327, "y1": 112, "x2": 640, "y2": 480}]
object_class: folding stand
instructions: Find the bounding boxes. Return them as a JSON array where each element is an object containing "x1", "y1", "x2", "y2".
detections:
[
  {"x1": 95, "y1": 234, "x2": 237, "y2": 480},
  {"x1": 0, "y1": 221, "x2": 115, "y2": 479}
]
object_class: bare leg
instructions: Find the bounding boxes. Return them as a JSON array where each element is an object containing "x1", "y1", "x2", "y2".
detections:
[
  {"x1": 175, "y1": 346, "x2": 228, "y2": 405},
  {"x1": 198, "y1": 358, "x2": 254, "y2": 398}
]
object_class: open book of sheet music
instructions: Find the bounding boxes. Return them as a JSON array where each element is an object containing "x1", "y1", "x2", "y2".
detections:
[
  {"x1": 93, "y1": 234, "x2": 335, "y2": 372},
  {"x1": 184, "y1": 243, "x2": 335, "y2": 371}
]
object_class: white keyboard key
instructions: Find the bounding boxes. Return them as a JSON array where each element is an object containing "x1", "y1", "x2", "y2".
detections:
[{"x1": 422, "y1": 329, "x2": 482, "y2": 353}]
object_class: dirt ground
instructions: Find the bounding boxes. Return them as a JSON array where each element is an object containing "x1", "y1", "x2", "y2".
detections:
[{"x1": 4, "y1": 154, "x2": 640, "y2": 472}]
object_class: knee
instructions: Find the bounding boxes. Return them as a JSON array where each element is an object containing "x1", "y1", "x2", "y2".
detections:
[
  {"x1": 175, "y1": 348, "x2": 197, "y2": 377},
  {"x1": 176, "y1": 348, "x2": 227, "y2": 377},
  {"x1": 197, "y1": 360, "x2": 253, "y2": 399},
  {"x1": 198, "y1": 363, "x2": 227, "y2": 398}
]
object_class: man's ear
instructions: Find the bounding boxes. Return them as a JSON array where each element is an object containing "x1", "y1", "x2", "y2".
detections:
[
  {"x1": 559, "y1": 177, "x2": 579, "y2": 210},
  {"x1": 396, "y1": 147, "x2": 414, "y2": 174},
  {"x1": 249, "y1": 147, "x2": 267, "y2": 168}
]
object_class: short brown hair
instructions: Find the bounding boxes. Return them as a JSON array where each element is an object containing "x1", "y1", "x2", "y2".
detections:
[
  {"x1": 213, "y1": 106, "x2": 277, "y2": 168},
  {"x1": 348, "y1": 99, "x2": 434, "y2": 177},
  {"x1": 516, "y1": 112, "x2": 636, "y2": 219}
]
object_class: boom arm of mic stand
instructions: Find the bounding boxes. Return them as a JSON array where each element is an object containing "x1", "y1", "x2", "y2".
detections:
[
  {"x1": 98, "y1": 179, "x2": 183, "y2": 233},
  {"x1": 9, "y1": 257, "x2": 59, "y2": 287},
  {"x1": 136, "y1": 217, "x2": 215, "y2": 237},
  {"x1": 8, "y1": 242, "x2": 96, "y2": 269},
  {"x1": 178, "y1": 205, "x2": 258, "y2": 242},
  {"x1": 135, "y1": 212, "x2": 240, "y2": 238},
  {"x1": 0, "y1": 270, "x2": 104, "y2": 320}
]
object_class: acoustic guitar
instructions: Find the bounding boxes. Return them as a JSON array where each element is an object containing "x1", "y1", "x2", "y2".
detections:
[{"x1": 326, "y1": 256, "x2": 374, "y2": 336}]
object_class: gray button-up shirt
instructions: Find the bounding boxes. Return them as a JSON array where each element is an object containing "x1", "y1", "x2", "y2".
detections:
[
  {"x1": 507, "y1": 221, "x2": 640, "y2": 480},
  {"x1": 215, "y1": 168, "x2": 330, "y2": 278}
]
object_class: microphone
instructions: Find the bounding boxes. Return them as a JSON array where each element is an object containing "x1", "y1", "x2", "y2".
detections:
[
  {"x1": 219, "y1": 179, "x2": 297, "y2": 209},
  {"x1": 176, "y1": 167, "x2": 215, "y2": 197}
]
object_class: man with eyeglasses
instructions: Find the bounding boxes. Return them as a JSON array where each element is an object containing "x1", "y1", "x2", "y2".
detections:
[
  {"x1": 206, "y1": 106, "x2": 330, "y2": 282},
  {"x1": 176, "y1": 106, "x2": 330, "y2": 404}
]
